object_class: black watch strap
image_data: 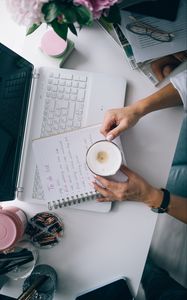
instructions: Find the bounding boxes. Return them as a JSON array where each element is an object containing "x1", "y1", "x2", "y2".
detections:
[{"x1": 151, "y1": 188, "x2": 170, "y2": 213}]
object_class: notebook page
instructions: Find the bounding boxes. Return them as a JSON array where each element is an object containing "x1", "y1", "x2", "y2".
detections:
[
  {"x1": 32, "y1": 125, "x2": 101, "y2": 202},
  {"x1": 32, "y1": 124, "x2": 127, "y2": 204}
]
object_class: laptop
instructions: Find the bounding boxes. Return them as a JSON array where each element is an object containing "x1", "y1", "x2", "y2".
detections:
[{"x1": 0, "y1": 42, "x2": 127, "y2": 212}]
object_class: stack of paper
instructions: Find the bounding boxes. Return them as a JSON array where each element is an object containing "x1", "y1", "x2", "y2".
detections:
[
  {"x1": 100, "y1": 0, "x2": 187, "y2": 86},
  {"x1": 120, "y1": 0, "x2": 187, "y2": 63},
  {"x1": 117, "y1": 0, "x2": 187, "y2": 85}
]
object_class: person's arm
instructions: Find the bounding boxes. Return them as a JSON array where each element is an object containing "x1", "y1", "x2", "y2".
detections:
[
  {"x1": 93, "y1": 165, "x2": 187, "y2": 224},
  {"x1": 150, "y1": 51, "x2": 187, "y2": 81},
  {"x1": 100, "y1": 83, "x2": 182, "y2": 140}
]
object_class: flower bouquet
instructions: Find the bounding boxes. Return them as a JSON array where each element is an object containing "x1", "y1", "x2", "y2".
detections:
[{"x1": 7, "y1": 0, "x2": 121, "y2": 40}]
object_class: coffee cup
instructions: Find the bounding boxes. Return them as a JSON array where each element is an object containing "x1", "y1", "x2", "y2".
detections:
[{"x1": 86, "y1": 140, "x2": 122, "y2": 176}]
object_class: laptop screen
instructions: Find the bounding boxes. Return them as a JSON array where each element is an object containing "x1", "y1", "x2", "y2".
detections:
[{"x1": 0, "y1": 43, "x2": 33, "y2": 201}]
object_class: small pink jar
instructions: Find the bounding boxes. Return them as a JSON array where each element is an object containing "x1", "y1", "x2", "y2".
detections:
[{"x1": 0, "y1": 206, "x2": 27, "y2": 252}]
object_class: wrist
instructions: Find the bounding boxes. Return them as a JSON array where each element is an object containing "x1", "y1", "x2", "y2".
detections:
[
  {"x1": 132, "y1": 98, "x2": 151, "y2": 118},
  {"x1": 143, "y1": 187, "x2": 163, "y2": 209},
  {"x1": 131, "y1": 100, "x2": 145, "y2": 119}
]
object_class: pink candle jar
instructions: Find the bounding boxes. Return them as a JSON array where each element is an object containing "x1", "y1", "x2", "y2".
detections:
[{"x1": 0, "y1": 206, "x2": 27, "y2": 252}]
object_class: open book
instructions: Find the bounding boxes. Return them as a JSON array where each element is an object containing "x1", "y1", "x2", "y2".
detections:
[{"x1": 32, "y1": 124, "x2": 127, "y2": 212}]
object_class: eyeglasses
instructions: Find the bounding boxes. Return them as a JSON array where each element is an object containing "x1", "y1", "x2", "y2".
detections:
[{"x1": 126, "y1": 16, "x2": 174, "y2": 42}]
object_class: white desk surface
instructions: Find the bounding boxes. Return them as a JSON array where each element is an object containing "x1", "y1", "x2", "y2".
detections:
[{"x1": 0, "y1": 1, "x2": 184, "y2": 299}]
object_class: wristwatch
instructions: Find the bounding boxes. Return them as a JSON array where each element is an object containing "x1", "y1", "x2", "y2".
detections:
[{"x1": 151, "y1": 188, "x2": 170, "y2": 213}]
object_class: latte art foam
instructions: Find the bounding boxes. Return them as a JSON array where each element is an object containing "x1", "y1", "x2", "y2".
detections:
[
  {"x1": 86, "y1": 140, "x2": 122, "y2": 176},
  {"x1": 96, "y1": 151, "x2": 108, "y2": 163}
]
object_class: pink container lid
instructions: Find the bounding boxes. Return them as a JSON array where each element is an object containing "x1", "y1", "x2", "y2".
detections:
[
  {"x1": 0, "y1": 213, "x2": 17, "y2": 251},
  {"x1": 41, "y1": 30, "x2": 68, "y2": 57}
]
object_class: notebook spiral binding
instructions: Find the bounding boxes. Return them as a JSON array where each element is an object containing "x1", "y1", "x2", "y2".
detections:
[{"x1": 48, "y1": 191, "x2": 101, "y2": 210}]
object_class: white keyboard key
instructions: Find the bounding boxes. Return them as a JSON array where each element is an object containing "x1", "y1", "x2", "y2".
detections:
[
  {"x1": 55, "y1": 110, "x2": 61, "y2": 117},
  {"x1": 79, "y1": 75, "x2": 87, "y2": 82},
  {"x1": 52, "y1": 85, "x2": 58, "y2": 92},
  {"x1": 64, "y1": 94, "x2": 70, "y2": 100},
  {"x1": 53, "y1": 123, "x2": 59, "y2": 131},
  {"x1": 46, "y1": 92, "x2": 51, "y2": 98},
  {"x1": 60, "y1": 123, "x2": 66, "y2": 130},
  {"x1": 65, "y1": 87, "x2": 71, "y2": 93},
  {"x1": 75, "y1": 114, "x2": 82, "y2": 122},
  {"x1": 71, "y1": 88, "x2": 78, "y2": 94},
  {"x1": 79, "y1": 82, "x2": 86, "y2": 88},
  {"x1": 59, "y1": 117, "x2": 67, "y2": 124},
  {"x1": 52, "y1": 92, "x2": 57, "y2": 98},
  {"x1": 64, "y1": 74, "x2": 73, "y2": 80},
  {"x1": 66, "y1": 120, "x2": 73, "y2": 127},
  {"x1": 53, "y1": 79, "x2": 59, "y2": 84},
  {"x1": 48, "y1": 112, "x2": 54, "y2": 119},
  {"x1": 59, "y1": 79, "x2": 66, "y2": 86},
  {"x1": 54, "y1": 73, "x2": 60, "y2": 79},
  {"x1": 61, "y1": 73, "x2": 73, "y2": 80},
  {"x1": 77, "y1": 89, "x2": 85, "y2": 101},
  {"x1": 57, "y1": 92, "x2": 63, "y2": 99},
  {"x1": 48, "y1": 102, "x2": 55, "y2": 112},
  {"x1": 70, "y1": 94, "x2": 77, "y2": 101},
  {"x1": 68, "y1": 102, "x2": 75, "y2": 119},
  {"x1": 73, "y1": 121, "x2": 81, "y2": 128},
  {"x1": 62, "y1": 109, "x2": 68, "y2": 116},
  {"x1": 48, "y1": 78, "x2": 53, "y2": 84},
  {"x1": 58, "y1": 86, "x2": 64, "y2": 92},
  {"x1": 47, "y1": 119, "x2": 53, "y2": 126},
  {"x1": 66, "y1": 81, "x2": 72, "y2": 87},
  {"x1": 76, "y1": 102, "x2": 84, "y2": 111},
  {"x1": 73, "y1": 75, "x2": 80, "y2": 81},
  {"x1": 72, "y1": 81, "x2": 79, "y2": 88},
  {"x1": 56, "y1": 100, "x2": 69, "y2": 109},
  {"x1": 47, "y1": 85, "x2": 52, "y2": 91}
]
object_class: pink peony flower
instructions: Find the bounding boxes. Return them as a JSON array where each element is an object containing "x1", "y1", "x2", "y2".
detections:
[
  {"x1": 7, "y1": 0, "x2": 49, "y2": 26},
  {"x1": 74, "y1": 0, "x2": 119, "y2": 19}
]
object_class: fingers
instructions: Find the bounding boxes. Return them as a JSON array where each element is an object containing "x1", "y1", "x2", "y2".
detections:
[
  {"x1": 106, "y1": 122, "x2": 128, "y2": 141},
  {"x1": 173, "y1": 51, "x2": 187, "y2": 62},
  {"x1": 162, "y1": 65, "x2": 175, "y2": 77},
  {"x1": 93, "y1": 175, "x2": 129, "y2": 202},
  {"x1": 92, "y1": 181, "x2": 114, "y2": 202},
  {"x1": 100, "y1": 109, "x2": 126, "y2": 141},
  {"x1": 150, "y1": 54, "x2": 185, "y2": 81},
  {"x1": 151, "y1": 55, "x2": 177, "y2": 81},
  {"x1": 94, "y1": 176, "x2": 119, "y2": 191},
  {"x1": 100, "y1": 111, "x2": 116, "y2": 138},
  {"x1": 120, "y1": 164, "x2": 133, "y2": 177},
  {"x1": 100, "y1": 109, "x2": 130, "y2": 141},
  {"x1": 100, "y1": 120, "x2": 115, "y2": 138}
]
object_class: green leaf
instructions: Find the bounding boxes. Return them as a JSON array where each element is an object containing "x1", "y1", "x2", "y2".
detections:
[
  {"x1": 63, "y1": 7, "x2": 77, "y2": 23},
  {"x1": 104, "y1": 4, "x2": 121, "y2": 25},
  {"x1": 42, "y1": 2, "x2": 59, "y2": 23},
  {"x1": 68, "y1": 23, "x2": 77, "y2": 36},
  {"x1": 51, "y1": 19, "x2": 68, "y2": 40},
  {"x1": 26, "y1": 23, "x2": 41, "y2": 35},
  {"x1": 75, "y1": 5, "x2": 93, "y2": 26}
]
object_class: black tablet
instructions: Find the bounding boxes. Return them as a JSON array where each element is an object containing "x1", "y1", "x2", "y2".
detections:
[{"x1": 76, "y1": 278, "x2": 133, "y2": 300}]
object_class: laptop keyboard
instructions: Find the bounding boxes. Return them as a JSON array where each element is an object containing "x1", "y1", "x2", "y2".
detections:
[{"x1": 32, "y1": 71, "x2": 88, "y2": 200}]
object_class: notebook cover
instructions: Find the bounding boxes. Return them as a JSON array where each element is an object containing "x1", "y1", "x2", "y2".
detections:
[{"x1": 124, "y1": 0, "x2": 180, "y2": 21}]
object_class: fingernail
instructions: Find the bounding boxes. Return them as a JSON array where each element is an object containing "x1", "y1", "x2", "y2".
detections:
[{"x1": 106, "y1": 134, "x2": 113, "y2": 141}]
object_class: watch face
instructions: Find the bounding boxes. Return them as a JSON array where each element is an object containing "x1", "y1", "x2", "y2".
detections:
[{"x1": 151, "y1": 207, "x2": 166, "y2": 213}]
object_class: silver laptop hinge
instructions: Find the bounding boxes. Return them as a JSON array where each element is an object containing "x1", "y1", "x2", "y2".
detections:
[
  {"x1": 17, "y1": 68, "x2": 40, "y2": 199},
  {"x1": 32, "y1": 71, "x2": 40, "y2": 79},
  {"x1": 16, "y1": 187, "x2": 24, "y2": 199}
]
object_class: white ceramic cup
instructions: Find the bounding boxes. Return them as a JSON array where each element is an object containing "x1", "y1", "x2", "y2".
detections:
[{"x1": 86, "y1": 140, "x2": 122, "y2": 176}]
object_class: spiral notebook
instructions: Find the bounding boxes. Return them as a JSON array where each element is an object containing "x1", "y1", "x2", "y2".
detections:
[{"x1": 32, "y1": 124, "x2": 127, "y2": 212}]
